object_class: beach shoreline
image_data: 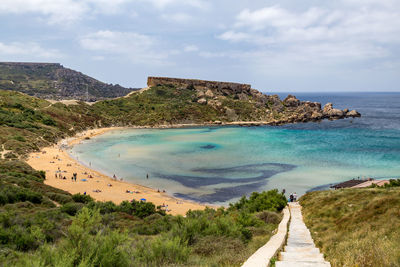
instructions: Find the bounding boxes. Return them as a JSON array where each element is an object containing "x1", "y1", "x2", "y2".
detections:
[{"x1": 26, "y1": 126, "x2": 212, "y2": 215}]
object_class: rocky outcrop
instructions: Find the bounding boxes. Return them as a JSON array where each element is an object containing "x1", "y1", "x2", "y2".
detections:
[
  {"x1": 0, "y1": 62, "x2": 138, "y2": 101},
  {"x1": 346, "y1": 109, "x2": 361, "y2": 117},
  {"x1": 283, "y1": 95, "x2": 300, "y2": 107},
  {"x1": 322, "y1": 103, "x2": 361, "y2": 119},
  {"x1": 147, "y1": 77, "x2": 361, "y2": 125},
  {"x1": 323, "y1": 103, "x2": 344, "y2": 118}
]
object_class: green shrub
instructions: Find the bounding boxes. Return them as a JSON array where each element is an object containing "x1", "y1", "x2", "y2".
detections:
[
  {"x1": 60, "y1": 202, "x2": 84, "y2": 216},
  {"x1": 135, "y1": 235, "x2": 190, "y2": 265},
  {"x1": 18, "y1": 208, "x2": 131, "y2": 267},
  {"x1": 88, "y1": 201, "x2": 117, "y2": 214},
  {"x1": 45, "y1": 192, "x2": 73, "y2": 204},
  {"x1": 117, "y1": 200, "x2": 164, "y2": 218},
  {"x1": 229, "y1": 189, "x2": 287, "y2": 213},
  {"x1": 256, "y1": 211, "x2": 282, "y2": 224},
  {"x1": 71, "y1": 193, "x2": 93, "y2": 204}
]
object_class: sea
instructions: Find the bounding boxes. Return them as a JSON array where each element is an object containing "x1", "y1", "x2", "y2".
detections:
[{"x1": 70, "y1": 92, "x2": 400, "y2": 205}]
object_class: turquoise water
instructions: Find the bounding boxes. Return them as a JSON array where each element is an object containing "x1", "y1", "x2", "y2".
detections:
[{"x1": 70, "y1": 93, "x2": 400, "y2": 205}]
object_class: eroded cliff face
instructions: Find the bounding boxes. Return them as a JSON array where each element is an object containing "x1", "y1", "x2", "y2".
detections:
[{"x1": 147, "y1": 77, "x2": 360, "y2": 125}]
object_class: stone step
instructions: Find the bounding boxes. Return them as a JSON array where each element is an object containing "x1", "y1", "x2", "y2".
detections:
[
  {"x1": 280, "y1": 252, "x2": 325, "y2": 262},
  {"x1": 287, "y1": 237, "x2": 314, "y2": 243},
  {"x1": 284, "y1": 246, "x2": 320, "y2": 254},
  {"x1": 286, "y1": 241, "x2": 316, "y2": 247},
  {"x1": 276, "y1": 261, "x2": 331, "y2": 267}
]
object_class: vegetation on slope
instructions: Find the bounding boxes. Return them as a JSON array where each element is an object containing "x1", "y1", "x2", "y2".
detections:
[
  {"x1": 0, "y1": 90, "x2": 102, "y2": 157},
  {"x1": 301, "y1": 188, "x2": 400, "y2": 267},
  {"x1": 0, "y1": 159, "x2": 287, "y2": 266},
  {"x1": 91, "y1": 84, "x2": 268, "y2": 125}
]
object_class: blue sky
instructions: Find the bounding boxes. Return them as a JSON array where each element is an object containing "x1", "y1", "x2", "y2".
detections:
[{"x1": 0, "y1": 0, "x2": 399, "y2": 92}]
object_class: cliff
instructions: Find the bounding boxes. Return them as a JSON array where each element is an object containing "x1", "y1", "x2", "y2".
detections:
[
  {"x1": 0, "y1": 62, "x2": 138, "y2": 101},
  {"x1": 147, "y1": 77, "x2": 251, "y2": 94}
]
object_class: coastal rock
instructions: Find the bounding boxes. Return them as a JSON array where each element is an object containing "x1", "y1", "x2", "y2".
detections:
[
  {"x1": 311, "y1": 111, "x2": 323, "y2": 120},
  {"x1": 346, "y1": 110, "x2": 361, "y2": 117},
  {"x1": 323, "y1": 103, "x2": 333, "y2": 113},
  {"x1": 323, "y1": 103, "x2": 344, "y2": 117},
  {"x1": 205, "y1": 89, "x2": 214, "y2": 98},
  {"x1": 196, "y1": 91, "x2": 205, "y2": 98},
  {"x1": 207, "y1": 99, "x2": 222, "y2": 108},
  {"x1": 284, "y1": 95, "x2": 300, "y2": 107},
  {"x1": 197, "y1": 98, "x2": 207, "y2": 105}
]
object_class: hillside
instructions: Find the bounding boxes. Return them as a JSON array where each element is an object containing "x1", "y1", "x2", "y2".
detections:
[
  {"x1": 300, "y1": 187, "x2": 400, "y2": 267},
  {"x1": 0, "y1": 62, "x2": 138, "y2": 101},
  {"x1": 0, "y1": 157, "x2": 287, "y2": 266}
]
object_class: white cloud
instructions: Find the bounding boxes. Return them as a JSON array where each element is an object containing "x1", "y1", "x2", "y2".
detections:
[
  {"x1": 79, "y1": 30, "x2": 169, "y2": 64},
  {"x1": 0, "y1": 0, "x2": 88, "y2": 24},
  {"x1": 0, "y1": 42, "x2": 62, "y2": 59},
  {"x1": 0, "y1": 0, "x2": 132, "y2": 24},
  {"x1": 143, "y1": 0, "x2": 207, "y2": 9},
  {"x1": 218, "y1": 4, "x2": 400, "y2": 63},
  {"x1": 161, "y1": 12, "x2": 192, "y2": 23},
  {"x1": 183, "y1": 45, "x2": 199, "y2": 52},
  {"x1": 235, "y1": 6, "x2": 326, "y2": 31}
]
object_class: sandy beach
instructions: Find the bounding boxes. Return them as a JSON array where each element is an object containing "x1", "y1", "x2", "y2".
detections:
[{"x1": 26, "y1": 127, "x2": 208, "y2": 215}]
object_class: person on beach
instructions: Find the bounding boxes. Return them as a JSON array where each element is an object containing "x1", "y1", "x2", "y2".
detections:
[
  {"x1": 146, "y1": 173, "x2": 149, "y2": 179},
  {"x1": 113, "y1": 174, "x2": 117, "y2": 180}
]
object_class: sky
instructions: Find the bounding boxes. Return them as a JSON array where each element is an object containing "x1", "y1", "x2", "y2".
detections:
[{"x1": 0, "y1": 0, "x2": 399, "y2": 92}]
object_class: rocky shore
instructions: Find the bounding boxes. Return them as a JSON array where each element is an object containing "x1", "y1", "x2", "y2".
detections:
[{"x1": 146, "y1": 77, "x2": 361, "y2": 125}]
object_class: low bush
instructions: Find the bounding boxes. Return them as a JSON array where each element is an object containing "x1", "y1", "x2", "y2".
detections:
[
  {"x1": 60, "y1": 202, "x2": 84, "y2": 216},
  {"x1": 134, "y1": 235, "x2": 190, "y2": 266},
  {"x1": 256, "y1": 211, "x2": 282, "y2": 224},
  {"x1": 71, "y1": 193, "x2": 93, "y2": 204},
  {"x1": 229, "y1": 189, "x2": 287, "y2": 213}
]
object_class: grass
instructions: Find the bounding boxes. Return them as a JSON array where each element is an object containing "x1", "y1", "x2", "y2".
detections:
[{"x1": 301, "y1": 188, "x2": 400, "y2": 267}]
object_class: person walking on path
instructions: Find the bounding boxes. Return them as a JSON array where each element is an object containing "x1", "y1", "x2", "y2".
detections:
[
  {"x1": 289, "y1": 193, "x2": 294, "y2": 202},
  {"x1": 293, "y1": 192, "x2": 297, "y2": 202}
]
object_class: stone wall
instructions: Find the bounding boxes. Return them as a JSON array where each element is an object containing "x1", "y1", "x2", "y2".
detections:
[{"x1": 147, "y1": 77, "x2": 251, "y2": 94}]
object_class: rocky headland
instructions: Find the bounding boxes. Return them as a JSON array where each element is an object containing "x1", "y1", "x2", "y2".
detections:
[{"x1": 147, "y1": 77, "x2": 360, "y2": 126}]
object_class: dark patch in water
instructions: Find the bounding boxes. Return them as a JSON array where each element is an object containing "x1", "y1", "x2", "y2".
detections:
[
  {"x1": 200, "y1": 144, "x2": 216, "y2": 149},
  {"x1": 155, "y1": 163, "x2": 295, "y2": 188},
  {"x1": 174, "y1": 181, "x2": 266, "y2": 203},
  {"x1": 156, "y1": 162, "x2": 296, "y2": 203}
]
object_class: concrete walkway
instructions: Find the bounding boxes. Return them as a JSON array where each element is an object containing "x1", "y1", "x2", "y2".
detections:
[
  {"x1": 242, "y1": 206, "x2": 290, "y2": 267},
  {"x1": 276, "y1": 202, "x2": 331, "y2": 267}
]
